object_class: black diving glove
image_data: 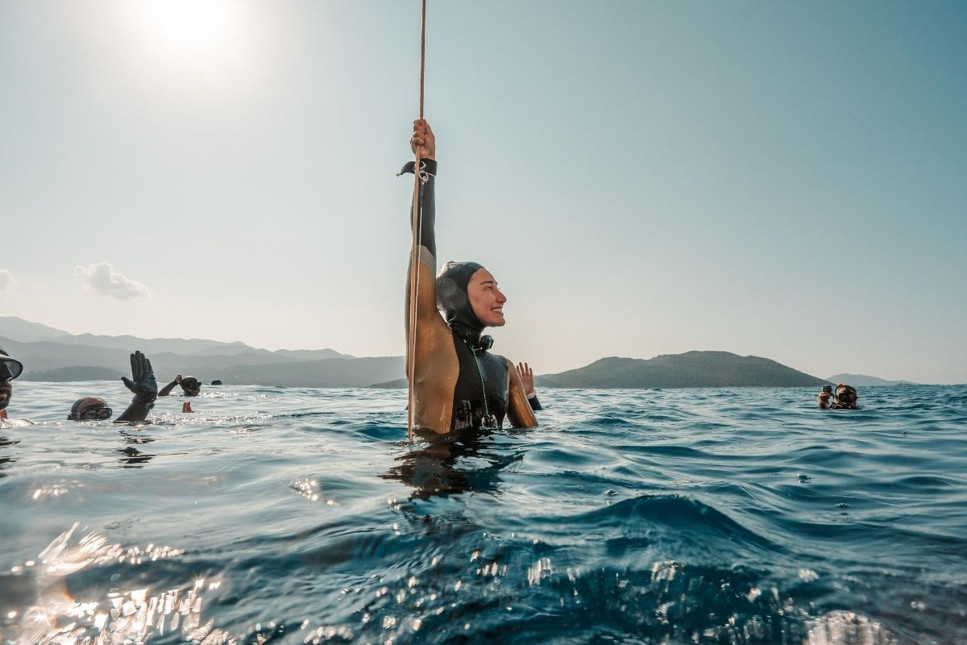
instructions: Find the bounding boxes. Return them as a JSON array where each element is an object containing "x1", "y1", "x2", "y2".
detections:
[
  {"x1": 121, "y1": 350, "x2": 158, "y2": 406},
  {"x1": 116, "y1": 351, "x2": 157, "y2": 423}
]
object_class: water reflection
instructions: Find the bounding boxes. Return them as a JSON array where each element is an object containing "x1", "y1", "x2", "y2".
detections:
[
  {"x1": 0, "y1": 435, "x2": 18, "y2": 477},
  {"x1": 117, "y1": 429, "x2": 155, "y2": 468},
  {"x1": 383, "y1": 428, "x2": 524, "y2": 499}
]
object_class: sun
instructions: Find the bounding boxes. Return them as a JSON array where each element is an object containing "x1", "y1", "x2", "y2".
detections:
[
  {"x1": 141, "y1": 0, "x2": 236, "y2": 54},
  {"x1": 152, "y1": 0, "x2": 236, "y2": 57},
  {"x1": 117, "y1": 0, "x2": 242, "y2": 66},
  {"x1": 112, "y1": 0, "x2": 265, "y2": 98}
]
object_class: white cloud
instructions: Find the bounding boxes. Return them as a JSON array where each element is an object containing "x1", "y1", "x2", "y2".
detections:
[
  {"x1": 0, "y1": 269, "x2": 16, "y2": 292},
  {"x1": 74, "y1": 262, "x2": 151, "y2": 300}
]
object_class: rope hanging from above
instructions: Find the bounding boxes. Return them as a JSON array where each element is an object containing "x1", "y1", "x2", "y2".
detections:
[{"x1": 407, "y1": 0, "x2": 427, "y2": 441}]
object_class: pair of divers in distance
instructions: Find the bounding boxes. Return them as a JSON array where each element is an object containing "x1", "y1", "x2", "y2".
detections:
[
  {"x1": 64, "y1": 355, "x2": 207, "y2": 423},
  {"x1": 818, "y1": 384, "x2": 859, "y2": 410}
]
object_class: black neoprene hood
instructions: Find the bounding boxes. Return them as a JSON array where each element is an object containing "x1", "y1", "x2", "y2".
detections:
[{"x1": 436, "y1": 261, "x2": 485, "y2": 333}]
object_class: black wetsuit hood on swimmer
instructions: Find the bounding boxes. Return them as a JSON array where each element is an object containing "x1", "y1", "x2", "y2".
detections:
[{"x1": 436, "y1": 261, "x2": 494, "y2": 352}]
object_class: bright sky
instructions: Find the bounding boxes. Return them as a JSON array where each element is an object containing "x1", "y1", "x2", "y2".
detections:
[{"x1": 2, "y1": 1, "x2": 965, "y2": 384}]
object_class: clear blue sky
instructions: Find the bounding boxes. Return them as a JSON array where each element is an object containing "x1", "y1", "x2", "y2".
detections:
[{"x1": 2, "y1": 1, "x2": 965, "y2": 383}]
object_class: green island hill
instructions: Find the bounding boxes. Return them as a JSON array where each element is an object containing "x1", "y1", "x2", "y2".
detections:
[{"x1": 535, "y1": 351, "x2": 828, "y2": 389}]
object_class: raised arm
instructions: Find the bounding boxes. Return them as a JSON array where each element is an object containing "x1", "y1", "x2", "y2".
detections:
[
  {"x1": 116, "y1": 351, "x2": 158, "y2": 423},
  {"x1": 506, "y1": 359, "x2": 539, "y2": 428},
  {"x1": 402, "y1": 119, "x2": 440, "y2": 343},
  {"x1": 516, "y1": 362, "x2": 544, "y2": 411},
  {"x1": 158, "y1": 375, "x2": 181, "y2": 397}
]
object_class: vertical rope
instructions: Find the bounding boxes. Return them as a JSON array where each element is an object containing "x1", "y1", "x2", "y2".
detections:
[
  {"x1": 419, "y1": 0, "x2": 426, "y2": 121},
  {"x1": 407, "y1": 0, "x2": 427, "y2": 441}
]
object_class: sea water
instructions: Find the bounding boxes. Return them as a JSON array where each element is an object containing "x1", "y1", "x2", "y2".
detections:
[{"x1": 1, "y1": 382, "x2": 965, "y2": 644}]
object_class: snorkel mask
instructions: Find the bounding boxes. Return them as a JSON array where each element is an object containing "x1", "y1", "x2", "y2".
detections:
[
  {"x1": 68, "y1": 397, "x2": 113, "y2": 421},
  {"x1": 0, "y1": 347, "x2": 23, "y2": 382}
]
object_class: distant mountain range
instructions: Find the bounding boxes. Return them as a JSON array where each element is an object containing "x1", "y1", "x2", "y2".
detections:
[
  {"x1": 1, "y1": 316, "x2": 403, "y2": 388},
  {"x1": 3, "y1": 316, "x2": 894, "y2": 389}
]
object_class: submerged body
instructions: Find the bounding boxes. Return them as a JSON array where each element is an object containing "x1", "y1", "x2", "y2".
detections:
[{"x1": 404, "y1": 122, "x2": 536, "y2": 434}]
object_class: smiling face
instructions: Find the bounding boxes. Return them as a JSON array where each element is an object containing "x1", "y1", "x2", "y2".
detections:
[{"x1": 467, "y1": 268, "x2": 507, "y2": 328}]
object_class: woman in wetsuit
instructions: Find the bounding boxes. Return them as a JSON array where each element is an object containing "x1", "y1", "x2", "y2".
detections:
[{"x1": 402, "y1": 119, "x2": 537, "y2": 434}]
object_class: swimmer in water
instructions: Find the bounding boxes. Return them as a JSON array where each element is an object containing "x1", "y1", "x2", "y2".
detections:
[
  {"x1": 831, "y1": 383, "x2": 859, "y2": 409},
  {"x1": 159, "y1": 374, "x2": 201, "y2": 397},
  {"x1": 0, "y1": 345, "x2": 24, "y2": 420},
  {"x1": 67, "y1": 351, "x2": 158, "y2": 423},
  {"x1": 67, "y1": 396, "x2": 114, "y2": 421},
  {"x1": 402, "y1": 119, "x2": 537, "y2": 434}
]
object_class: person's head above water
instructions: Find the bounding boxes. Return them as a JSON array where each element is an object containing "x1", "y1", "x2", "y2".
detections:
[
  {"x1": 436, "y1": 262, "x2": 507, "y2": 332},
  {"x1": 68, "y1": 397, "x2": 113, "y2": 421},
  {"x1": 180, "y1": 376, "x2": 201, "y2": 397},
  {"x1": 0, "y1": 346, "x2": 24, "y2": 412},
  {"x1": 835, "y1": 384, "x2": 858, "y2": 409}
]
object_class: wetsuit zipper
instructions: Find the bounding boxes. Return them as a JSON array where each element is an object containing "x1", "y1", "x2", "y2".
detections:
[{"x1": 469, "y1": 346, "x2": 496, "y2": 428}]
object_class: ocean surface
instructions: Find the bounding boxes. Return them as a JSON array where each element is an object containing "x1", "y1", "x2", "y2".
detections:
[{"x1": 1, "y1": 382, "x2": 965, "y2": 645}]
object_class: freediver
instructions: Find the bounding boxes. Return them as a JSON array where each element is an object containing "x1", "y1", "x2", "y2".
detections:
[
  {"x1": 402, "y1": 119, "x2": 538, "y2": 433},
  {"x1": 831, "y1": 384, "x2": 859, "y2": 409},
  {"x1": 158, "y1": 374, "x2": 202, "y2": 397},
  {"x1": 67, "y1": 351, "x2": 158, "y2": 423},
  {"x1": 818, "y1": 383, "x2": 859, "y2": 410}
]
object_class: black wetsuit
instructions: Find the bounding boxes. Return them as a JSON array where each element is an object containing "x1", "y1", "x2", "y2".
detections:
[{"x1": 448, "y1": 325, "x2": 510, "y2": 430}]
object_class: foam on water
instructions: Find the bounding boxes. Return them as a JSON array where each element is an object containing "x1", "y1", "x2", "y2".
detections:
[{"x1": 1, "y1": 382, "x2": 965, "y2": 644}]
